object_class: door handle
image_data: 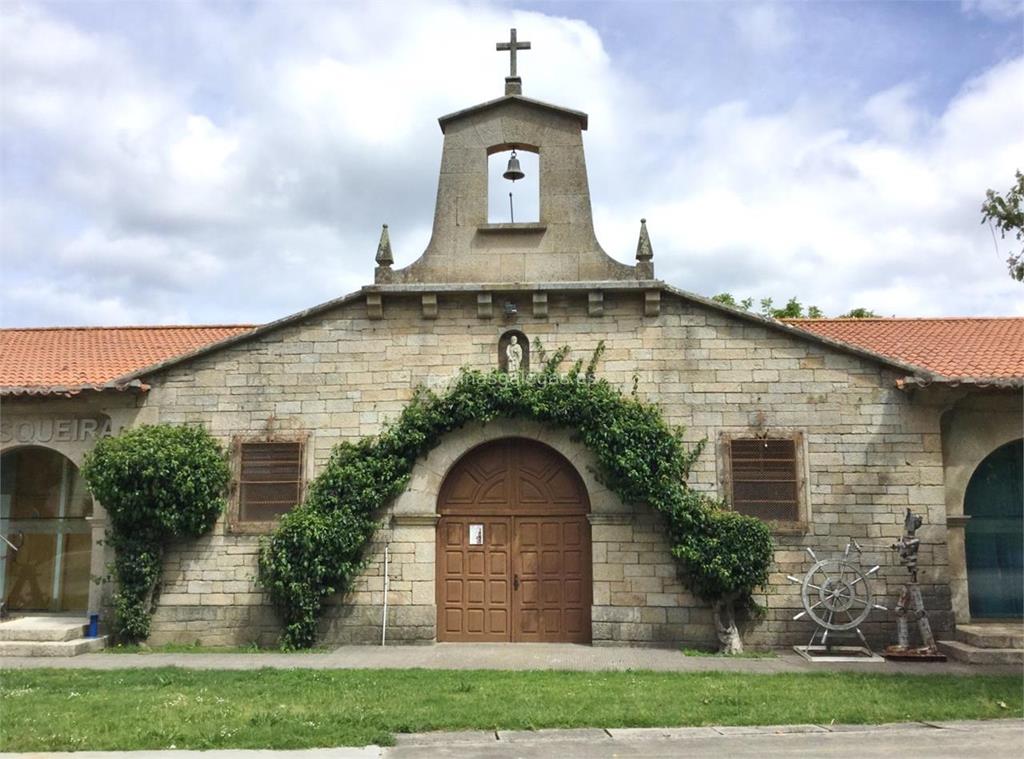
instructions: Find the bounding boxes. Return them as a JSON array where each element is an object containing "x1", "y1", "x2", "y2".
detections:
[{"x1": 513, "y1": 574, "x2": 520, "y2": 591}]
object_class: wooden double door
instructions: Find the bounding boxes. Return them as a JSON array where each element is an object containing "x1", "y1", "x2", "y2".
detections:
[{"x1": 436, "y1": 439, "x2": 592, "y2": 643}]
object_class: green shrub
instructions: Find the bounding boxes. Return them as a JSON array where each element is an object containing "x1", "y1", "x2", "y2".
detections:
[
  {"x1": 82, "y1": 424, "x2": 229, "y2": 642},
  {"x1": 258, "y1": 343, "x2": 774, "y2": 650}
]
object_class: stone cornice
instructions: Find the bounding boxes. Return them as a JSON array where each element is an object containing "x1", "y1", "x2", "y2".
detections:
[{"x1": 362, "y1": 280, "x2": 663, "y2": 295}]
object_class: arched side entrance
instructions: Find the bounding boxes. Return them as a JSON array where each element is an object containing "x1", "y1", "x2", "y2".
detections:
[
  {"x1": 965, "y1": 438, "x2": 1023, "y2": 619},
  {"x1": 0, "y1": 446, "x2": 94, "y2": 613},
  {"x1": 436, "y1": 437, "x2": 592, "y2": 643}
]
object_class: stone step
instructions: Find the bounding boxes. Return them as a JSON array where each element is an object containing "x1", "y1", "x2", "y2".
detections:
[
  {"x1": 0, "y1": 635, "x2": 107, "y2": 657},
  {"x1": 0, "y1": 616, "x2": 89, "y2": 642},
  {"x1": 956, "y1": 623, "x2": 1024, "y2": 650},
  {"x1": 938, "y1": 639, "x2": 1023, "y2": 665}
]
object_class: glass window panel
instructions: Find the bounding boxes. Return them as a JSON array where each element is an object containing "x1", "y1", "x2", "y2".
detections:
[
  {"x1": 10, "y1": 449, "x2": 63, "y2": 518},
  {"x1": 65, "y1": 469, "x2": 94, "y2": 519},
  {"x1": 60, "y1": 533, "x2": 92, "y2": 611},
  {"x1": 4, "y1": 532, "x2": 57, "y2": 611},
  {"x1": 1, "y1": 448, "x2": 94, "y2": 610}
]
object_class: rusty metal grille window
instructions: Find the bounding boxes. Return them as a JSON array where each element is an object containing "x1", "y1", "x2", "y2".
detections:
[
  {"x1": 239, "y1": 442, "x2": 303, "y2": 522},
  {"x1": 730, "y1": 438, "x2": 799, "y2": 522}
]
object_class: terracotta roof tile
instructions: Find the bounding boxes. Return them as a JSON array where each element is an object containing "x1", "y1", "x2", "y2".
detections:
[
  {"x1": 0, "y1": 325, "x2": 255, "y2": 392},
  {"x1": 785, "y1": 317, "x2": 1024, "y2": 380},
  {"x1": 3, "y1": 315, "x2": 1021, "y2": 396}
]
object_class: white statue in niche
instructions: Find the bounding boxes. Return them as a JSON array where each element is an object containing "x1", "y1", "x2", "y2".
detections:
[{"x1": 506, "y1": 335, "x2": 523, "y2": 374}]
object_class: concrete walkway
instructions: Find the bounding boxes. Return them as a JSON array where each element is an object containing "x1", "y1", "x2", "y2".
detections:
[
  {"x1": 1, "y1": 643, "x2": 1021, "y2": 675},
  {"x1": 2, "y1": 721, "x2": 1022, "y2": 758}
]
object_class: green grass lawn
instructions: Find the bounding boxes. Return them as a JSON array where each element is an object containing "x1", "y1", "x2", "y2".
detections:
[{"x1": 0, "y1": 668, "x2": 1019, "y2": 751}]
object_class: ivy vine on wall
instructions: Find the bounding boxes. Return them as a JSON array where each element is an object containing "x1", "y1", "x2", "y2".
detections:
[
  {"x1": 258, "y1": 343, "x2": 774, "y2": 652},
  {"x1": 82, "y1": 424, "x2": 230, "y2": 642}
]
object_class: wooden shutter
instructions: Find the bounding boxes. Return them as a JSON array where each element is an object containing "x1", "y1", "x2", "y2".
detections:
[
  {"x1": 239, "y1": 441, "x2": 303, "y2": 522},
  {"x1": 730, "y1": 438, "x2": 799, "y2": 522}
]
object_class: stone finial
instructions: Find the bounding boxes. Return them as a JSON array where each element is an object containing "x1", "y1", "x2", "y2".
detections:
[
  {"x1": 636, "y1": 218, "x2": 653, "y2": 262},
  {"x1": 635, "y1": 218, "x2": 655, "y2": 279},
  {"x1": 375, "y1": 224, "x2": 394, "y2": 267}
]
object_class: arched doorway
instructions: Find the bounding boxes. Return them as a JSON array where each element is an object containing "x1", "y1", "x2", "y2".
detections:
[
  {"x1": 965, "y1": 438, "x2": 1023, "y2": 619},
  {"x1": 0, "y1": 447, "x2": 94, "y2": 613},
  {"x1": 436, "y1": 438, "x2": 591, "y2": 643}
]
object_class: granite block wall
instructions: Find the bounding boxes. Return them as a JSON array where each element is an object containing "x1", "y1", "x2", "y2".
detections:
[{"x1": 132, "y1": 288, "x2": 951, "y2": 648}]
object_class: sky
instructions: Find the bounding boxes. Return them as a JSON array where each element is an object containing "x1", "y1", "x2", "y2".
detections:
[{"x1": 1, "y1": 0, "x2": 1022, "y2": 327}]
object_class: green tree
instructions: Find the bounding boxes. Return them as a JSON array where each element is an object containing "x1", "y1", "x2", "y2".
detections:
[
  {"x1": 713, "y1": 294, "x2": 879, "y2": 320},
  {"x1": 840, "y1": 307, "x2": 879, "y2": 318},
  {"x1": 713, "y1": 293, "x2": 822, "y2": 319},
  {"x1": 711, "y1": 293, "x2": 753, "y2": 310},
  {"x1": 82, "y1": 424, "x2": 229, "y2": 642},
  {"x1": 981, "y1": 170, "x2": 1024, "y2": 281}
]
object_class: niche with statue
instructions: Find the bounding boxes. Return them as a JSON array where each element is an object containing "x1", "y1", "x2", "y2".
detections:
[{"x1": 498, "y1": 330, "x2": 529, "y2": 375}]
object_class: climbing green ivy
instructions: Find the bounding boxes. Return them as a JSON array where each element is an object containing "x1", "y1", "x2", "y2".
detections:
[
  {"x1": 258, "y1": 343, "x2": 774, "y2": 650},
  {"x1": 82, "y1": 424, "x2": 229, "y2": 642}
]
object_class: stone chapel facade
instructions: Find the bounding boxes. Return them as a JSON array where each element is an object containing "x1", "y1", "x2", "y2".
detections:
[{"x1": 2, "y1": 46, "x2": 1021, "y2": 650}]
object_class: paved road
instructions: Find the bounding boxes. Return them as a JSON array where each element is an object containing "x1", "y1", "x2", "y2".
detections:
[
  {"x1": 2, "y1": 643, "x2": 1020, "y2": 675},
  {"x1": 2, "y1": 721, "x2": 1023, "y2": 758}
]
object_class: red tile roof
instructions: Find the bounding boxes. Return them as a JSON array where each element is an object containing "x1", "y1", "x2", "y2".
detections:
[
  {"x1": 2, "y1": 315, "x2": 1021, "y2": 398},
  {"x1": 0, "y1": 325, "x2": 255, "y2": 394},
  {"x1": 785, "y1": 317, "x2": 1024, "y2": 380}
]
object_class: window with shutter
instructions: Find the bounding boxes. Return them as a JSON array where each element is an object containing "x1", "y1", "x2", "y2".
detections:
[
  {"x1": 729, "y1": 438, "x2": 800, "y2": 522},
  {"x1": 237, "y1": 441, "x2": 303, "y2": 523}
]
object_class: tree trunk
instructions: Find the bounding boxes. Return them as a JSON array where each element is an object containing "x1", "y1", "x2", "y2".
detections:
[{"x1": 713, "y1": 597, "x2": 744, "y2": 655}]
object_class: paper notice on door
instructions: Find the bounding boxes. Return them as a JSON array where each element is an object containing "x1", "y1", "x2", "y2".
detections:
[{"x1": 468, "y1": 524, "x2": 484, "y2": 545}]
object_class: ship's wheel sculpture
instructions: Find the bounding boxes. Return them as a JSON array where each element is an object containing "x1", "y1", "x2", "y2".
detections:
[{"x1": 788, "y1": 540, "x2": 887, "y2": 659}]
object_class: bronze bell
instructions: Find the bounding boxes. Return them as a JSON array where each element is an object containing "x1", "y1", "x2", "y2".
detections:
[{"x1": 503, "y1": 149, "x2": 525, "y2": 182}]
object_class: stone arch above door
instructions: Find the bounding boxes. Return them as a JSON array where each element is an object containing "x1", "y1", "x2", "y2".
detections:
[
  {"x1": 439, "y1": 438, "x2": 589, "y2": 516},
  {"x1": 388, "y1": 419, "x2": 624, "y2": 522}
]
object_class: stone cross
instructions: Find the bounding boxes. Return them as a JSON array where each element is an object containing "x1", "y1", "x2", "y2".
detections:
[{"x1": 496, "y1": 28, "x2": 531, "y2": 78}]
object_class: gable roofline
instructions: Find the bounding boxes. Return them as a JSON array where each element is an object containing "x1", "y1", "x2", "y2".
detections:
[
  {"x1": 783, "y1": 315, "x2": 1024, "y2": 381},
  {"x1": 784, "y1": 316, "x2": 1018, "y2": 322},
  {"x1": 0, "y1": 324, "x2": 254, "y2": 333},
  {"x1": 0, "y1": 324, "x2": 256, "y2": 397},
  {"x1": 107, "y1": 291, "x2": 363, "y2": 387},
  {"x1": 106, "y1": 280, "x2": 940, "y2": 390},
  {"x1": 438, "y1": 94, "x2": 588, "y2": 132},
  {"x1": 1, "y1": 379, "x2": 150, "y2": 399},
  {"x1": 656, "y1": 283, "x2": 939, "y2": 380},
  {"x1": 899, "y1": 375, "x2": 1024, "y2": 389}
]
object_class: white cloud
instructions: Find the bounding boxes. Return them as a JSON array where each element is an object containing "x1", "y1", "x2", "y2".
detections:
[
  {"x1": 862, "y1": 83, "x2": 924, "y2": 142},
  {"x1": 1, "y1": 279, "x2": 154, "y2": 327},
  {"x1": 591, "y1": 54, "x2": 1024, "y2": 317},
  {"x1": 169, "y1": 116, "x2": 239, "y2": 184},
  {"x1": 731, "y1": 3, "x2": 796, "y2": 54},
  {"x1": 58, "y1": 230, "x2": 225, "y2": 290},
  {"x1": 961, "y1": 0, "x2": 1024, "y2": 21},
  {"x1": 0, "y1": 0, "x2": 1021, "y2": 328}
]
